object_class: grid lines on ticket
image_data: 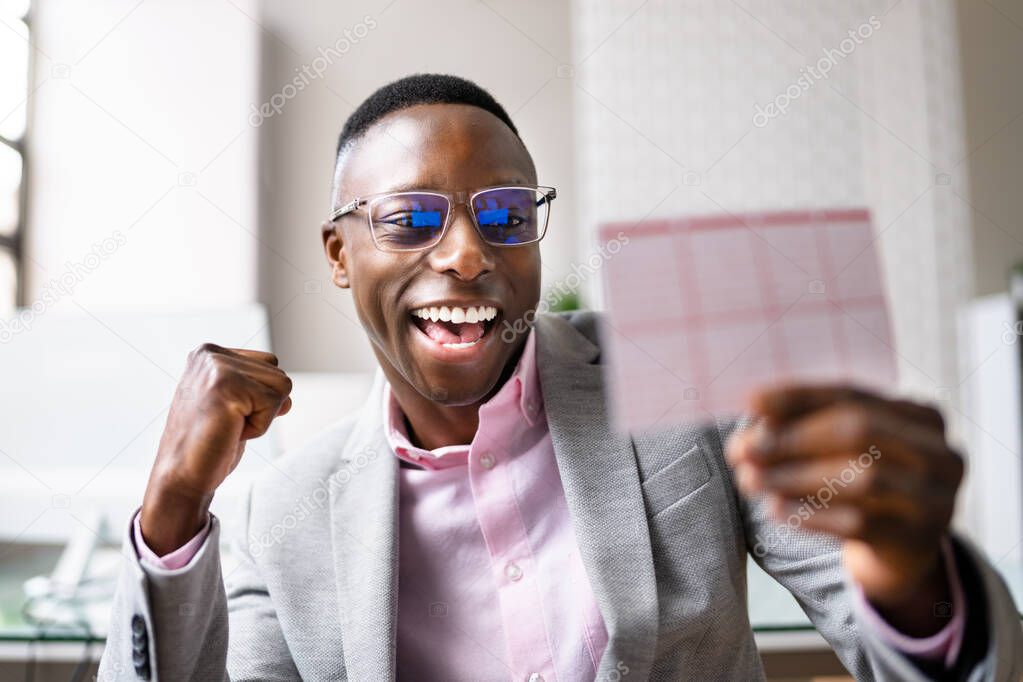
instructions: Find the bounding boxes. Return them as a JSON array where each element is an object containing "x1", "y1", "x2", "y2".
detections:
[{"x1": 599, "y1": 209, "x2": 898, "y2": 432}]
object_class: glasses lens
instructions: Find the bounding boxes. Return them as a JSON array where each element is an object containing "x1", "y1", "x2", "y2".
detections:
[
  {"x1": 369, "y1": 193, "x2": 449, "y2": 250},
  {"x1": 472, "y1": 188, "x2": 549, "y2": 246}
]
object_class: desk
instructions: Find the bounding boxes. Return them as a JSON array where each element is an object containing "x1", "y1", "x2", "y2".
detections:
[
  {"x1": 0, "y1": 543, "x2": 110, "y2": 682},
  {"x1": 1, "y1": 544, "x2": 1020, "y2": 681}
]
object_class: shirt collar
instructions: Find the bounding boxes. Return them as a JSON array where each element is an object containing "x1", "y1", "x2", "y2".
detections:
[{"x1": 382, "y1": 328, "x2": 542, "y2": 470}]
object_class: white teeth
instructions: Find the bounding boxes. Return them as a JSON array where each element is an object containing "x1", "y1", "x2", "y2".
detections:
[
  {"x1": 411, "y1": 305, "x2": 500, "y2": 323},
  {"x1": 441, "y1": 338, "x2": 482, "y2": 349}
]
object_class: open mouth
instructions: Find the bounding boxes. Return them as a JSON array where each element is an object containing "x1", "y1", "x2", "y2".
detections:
[{"x1": 410, "y1": 304, "x2": 500, "y2": 349}]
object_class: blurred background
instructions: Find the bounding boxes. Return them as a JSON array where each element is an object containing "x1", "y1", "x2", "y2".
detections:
[{"x1": 0, "y1": 0, "x2": 1020, "y2": 679}]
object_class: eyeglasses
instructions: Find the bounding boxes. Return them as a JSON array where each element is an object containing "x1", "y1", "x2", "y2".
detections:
[{"x1": 329, "y1": 185, "x2": 556, "y2": 252}]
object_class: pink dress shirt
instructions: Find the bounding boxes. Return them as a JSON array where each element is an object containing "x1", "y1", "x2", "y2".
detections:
[
  {"x1": 852, "y1": 536, "x2": 966, "y2": 668},
  {"x1": 386, "y1": 330, "x2": 608, "y2": 680},
  {"x1": 133, "y1": 328, "x2": 965, "y2": 677}
]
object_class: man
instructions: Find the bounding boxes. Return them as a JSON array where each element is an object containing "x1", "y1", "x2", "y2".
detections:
[{"x1": 99, "y1": 74, "x2": 1021, "y2": 681}]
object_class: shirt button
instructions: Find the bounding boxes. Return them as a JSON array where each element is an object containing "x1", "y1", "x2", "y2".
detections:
[
  {"x1": 505, "y1": 562, "x2": 523, "y2": 581},
  {"x1": 479, "y1": 452, "x2": 495, "y2": 469},
  {"x1": 527, "y1": 674, "x2": 545, "y2": 682}
]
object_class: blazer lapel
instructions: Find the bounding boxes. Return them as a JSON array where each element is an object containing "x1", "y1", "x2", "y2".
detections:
[
  {"x1": 535, "y1": 314, "x2": 660, "y2": 680},
  {"x1": 329, "y1": 372, "x2": 399, "y2": 681}
]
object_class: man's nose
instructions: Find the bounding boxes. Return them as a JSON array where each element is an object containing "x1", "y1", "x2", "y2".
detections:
[{"x1": 427, "y1": 205, "x2": 495, "y2": 281}]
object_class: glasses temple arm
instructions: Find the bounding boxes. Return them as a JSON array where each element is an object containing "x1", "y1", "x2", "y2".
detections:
[{"x1": 330, "y1": 198, "x2": 362, "y2": 221}]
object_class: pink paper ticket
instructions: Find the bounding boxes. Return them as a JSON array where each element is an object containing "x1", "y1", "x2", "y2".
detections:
[{"x1": 599, "y1": 208, "x2": 898, "y2": 432}]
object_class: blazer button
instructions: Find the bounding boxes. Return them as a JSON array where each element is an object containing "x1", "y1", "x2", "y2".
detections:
[
  {"x1": 132, "y1": 649, "x2": 148, "y2": 667},
  {"x1": 136, "y1": 662, "x2": 151, "y2": 680},
  {"x1": 131, "y1": 614, "x2": 146, "y2": 636}
]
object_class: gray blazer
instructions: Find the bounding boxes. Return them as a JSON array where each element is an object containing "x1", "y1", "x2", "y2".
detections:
[{"x1": 99, "y1": 311, "x2": 1022, "y2": 681}]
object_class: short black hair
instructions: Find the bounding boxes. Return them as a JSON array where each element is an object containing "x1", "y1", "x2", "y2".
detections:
[{"x1": 335, "y1": 73, "x2": 520, "y2": 158}]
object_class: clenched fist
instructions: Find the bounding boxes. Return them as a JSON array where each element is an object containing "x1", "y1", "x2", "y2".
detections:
[{"x1": 140, "y1": 344, "x2": 293, "y2": 555}]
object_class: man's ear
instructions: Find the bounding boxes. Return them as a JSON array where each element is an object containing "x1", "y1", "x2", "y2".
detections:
[{"x1": 321, "y1": 221, "x2": 350, "y2": 289}]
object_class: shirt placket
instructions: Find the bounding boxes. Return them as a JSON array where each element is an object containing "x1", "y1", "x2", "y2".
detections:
[{"x1": 468, "y1": 395, "x2": 557, "y2": 682}]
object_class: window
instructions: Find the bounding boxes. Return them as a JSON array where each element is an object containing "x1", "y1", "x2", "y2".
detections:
[{"x1": 0, "y1": 0, "x2": 32, "y2": 316}]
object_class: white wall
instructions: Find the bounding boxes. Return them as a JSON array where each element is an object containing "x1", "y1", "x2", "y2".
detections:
[
  {"x1": 957, "y1": 0, "x2": 1023, "y2": 298},
  {"x1": 26, "y1": 0, "x2": 260, "y2": 309},
  {"x1": 954, "y1": 0, "x2": 1023, "y2": 565},
  {"x1": 572, "y1": 0, "x2": 973, "y2": 402}
]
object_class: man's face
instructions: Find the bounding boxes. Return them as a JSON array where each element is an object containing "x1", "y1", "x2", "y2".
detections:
[{"x1": 324, "y1": 103, "x2": 542, "y2": 406}]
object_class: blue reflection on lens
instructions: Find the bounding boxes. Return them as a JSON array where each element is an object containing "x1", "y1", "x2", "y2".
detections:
[
  {"x1": 477, "y1": 208, "x2": 509, "y2": 226},
  {"x1": 411, "y1": 211, "x2": 442, "y2": 227}
]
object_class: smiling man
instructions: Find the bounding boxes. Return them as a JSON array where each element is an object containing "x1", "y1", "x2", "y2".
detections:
[{"x1": 99, "y1": 75, "x2": 1021, "y2": 681}]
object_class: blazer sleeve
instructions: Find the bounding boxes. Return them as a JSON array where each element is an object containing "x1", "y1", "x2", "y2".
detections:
[
  {"x1": 98, "y1": 488, "x2": 301, "y2": 681},
  {"x1": 707, "y1": 418, "x2": 1023, "y2": 682}
]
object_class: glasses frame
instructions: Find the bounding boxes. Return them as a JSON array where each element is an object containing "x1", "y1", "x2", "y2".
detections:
[{"x1": 329, "y1": 184, "x2": 557, "y2": 252}]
